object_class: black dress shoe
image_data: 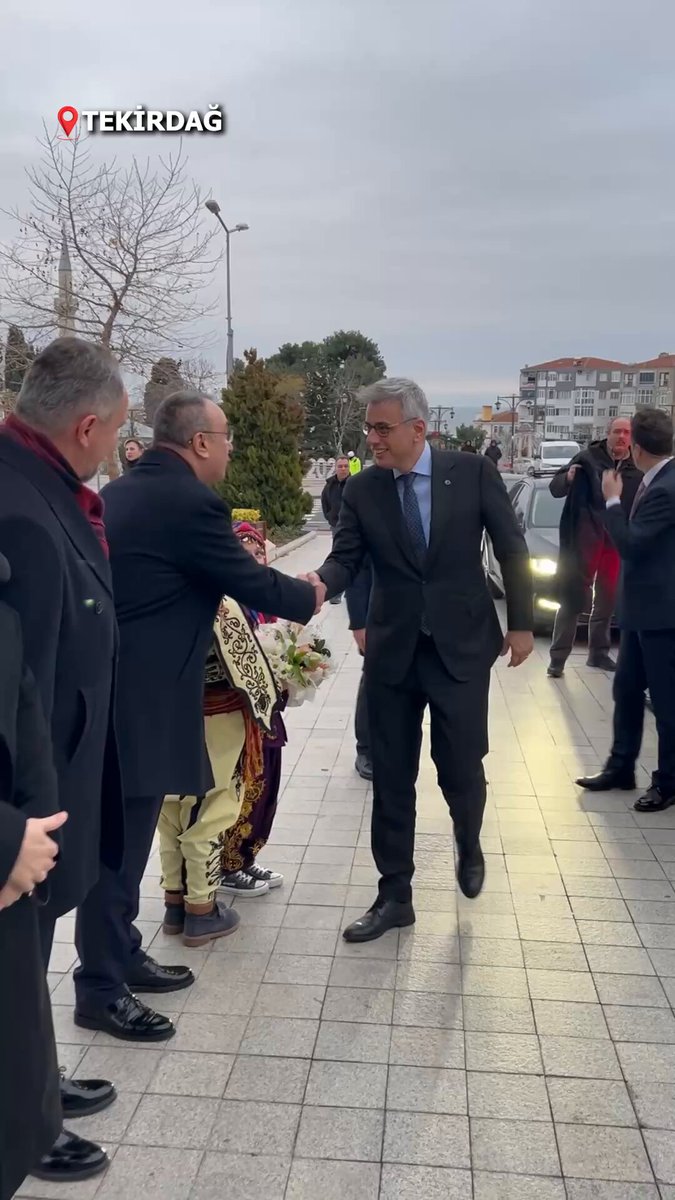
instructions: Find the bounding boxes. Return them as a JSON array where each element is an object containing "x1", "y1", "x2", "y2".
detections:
[
  {"x1": 74, "y1": 990, "x2": 175, "y2": 1042},
  {"x1": 343, "y1": 899, "x2": 415, "y2": 943},
  {"x1": 576, "y1": 767, "x2": 636, "y2": 791},
  {"x1": 355, "y1": 754, "x2": 374, "y2": 781},
  {"x1": 126, "y1": 954, "x2": 194, "y2": 994},
  {"x1": 60, "y1": 1071, "x2": 116, "y2": 1118},
  {"x1": 31, "y1": 1130, "x2": 109, "y2": 1183},
  {"x1": 457, "y1": 843, "x2": 485, "y2": 899},
  {"x1": 547, "y1": 663, "x2": 564, "y2": 678}
]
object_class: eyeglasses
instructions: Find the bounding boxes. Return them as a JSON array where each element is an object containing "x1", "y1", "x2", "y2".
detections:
[{"x1": 363, "y1": 418, "x2": 417, "y2": 439}]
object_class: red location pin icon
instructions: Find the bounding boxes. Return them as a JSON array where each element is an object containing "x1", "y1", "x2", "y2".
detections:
[{"x1": 57, "y1": 106, "x2": 79, "y2": 138}]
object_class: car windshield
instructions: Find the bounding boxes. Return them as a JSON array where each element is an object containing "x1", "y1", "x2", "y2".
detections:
[
  {"x1": 530, "y1": 489, "x2": 565, "y2": 529},
  {"x1": 541, "y1": 443, "x2": 577, "y2": 460}
]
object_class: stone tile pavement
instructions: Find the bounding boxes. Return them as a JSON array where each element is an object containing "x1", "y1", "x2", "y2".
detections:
[{"x1": 20, "y1": 534, "x2": 675, "y2": 1198}]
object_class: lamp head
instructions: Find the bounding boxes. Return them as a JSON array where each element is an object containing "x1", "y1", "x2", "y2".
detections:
[{"x1": 205, "y1": 199, "x2": 220, "y2": 215}]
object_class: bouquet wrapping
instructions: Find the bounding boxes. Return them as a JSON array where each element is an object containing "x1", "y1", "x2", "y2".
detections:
[{"x1": 256, "y1": 622, "x2": 333, "y2": 707}]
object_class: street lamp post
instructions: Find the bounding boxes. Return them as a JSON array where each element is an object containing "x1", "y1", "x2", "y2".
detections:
[
  {"x1": 495, "y1": 393, "x2": 521, "y2": 469},
  {"x1": 205, "y1": 199, "x2": 249, "y2": 384}
]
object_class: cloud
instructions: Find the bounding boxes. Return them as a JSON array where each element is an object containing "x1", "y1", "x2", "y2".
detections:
[{"x1": 2, "y1": 0, "x2": 675, "y2": 402}]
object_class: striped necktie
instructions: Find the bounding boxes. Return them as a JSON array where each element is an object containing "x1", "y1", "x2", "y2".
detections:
[{"x1": 402, "y1": 472, "x2": 427, "y2": 559}]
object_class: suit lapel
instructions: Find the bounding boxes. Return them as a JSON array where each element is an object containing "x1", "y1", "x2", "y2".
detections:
[
  {"x1": 0, "y1": 440, "x2": 113, "y2": 597},
  {"x1": 427, "y1": 450, "x2": 456, "y2": 569}
]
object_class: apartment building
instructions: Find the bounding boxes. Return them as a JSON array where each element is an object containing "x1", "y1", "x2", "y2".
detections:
[{"x1": 519, "y1": 353, "x2": 675, "y2": 444}]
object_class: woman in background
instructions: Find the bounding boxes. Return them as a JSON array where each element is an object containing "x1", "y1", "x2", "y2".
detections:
[{"x1": 218, "y1": 522, "x2": 287, "y2": 897}]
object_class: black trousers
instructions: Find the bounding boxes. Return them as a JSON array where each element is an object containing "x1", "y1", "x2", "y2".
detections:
[
  {"x1": 365, "y1": 635, "x2": 489, "y2": 903},
  {"x1": 74, "y1": 794, "x2": 163, "y2": 1008},
  {"x1": 608, "y1": 629, "x2": 675, "y2": 796},
  {"x1": 355, "y1": 659, "x2": 370, "y2": 758},
  {"x1": 37, "y1": 908, "x2": 57, "y2": 972}
]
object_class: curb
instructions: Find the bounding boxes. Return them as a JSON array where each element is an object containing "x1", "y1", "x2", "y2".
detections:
[{"x1": 268, "y1": 530, "x2": 317, "y2": 563}]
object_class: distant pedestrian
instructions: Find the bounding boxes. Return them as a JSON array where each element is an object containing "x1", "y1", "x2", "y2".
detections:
[
  {"x1": 321, "y1": 455, "x2": 350, "y2": 604},
  {"x1": 461, "y1": 441, "x2": 477, "y2": 453},
  {"x1": 485, "y1": 439, "x2": 502, "y2": 466},
  {"x1": 348, "y1": 450, "x2": 362, "y2": 474}
]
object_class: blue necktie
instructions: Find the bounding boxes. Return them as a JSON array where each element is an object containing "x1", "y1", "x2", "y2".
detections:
[
  {"x1": 402, "y1": 473, "x2": 430, "y2": 634},
  {"x1": 402, "y1": 472, "x2": 427, "y2": 559}
]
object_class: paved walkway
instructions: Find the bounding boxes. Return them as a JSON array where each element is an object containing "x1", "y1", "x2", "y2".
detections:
[{"x1": 22, "y1": 533, "x2": 675, "y2": 1199}]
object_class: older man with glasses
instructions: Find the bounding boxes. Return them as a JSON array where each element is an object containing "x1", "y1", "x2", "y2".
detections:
[
  {"x1": 305, "y1": 378, "x2": 534, "y2": 942},
  {"x1": 73, "y1": 390, "x2": 316, "y2": 1043}
]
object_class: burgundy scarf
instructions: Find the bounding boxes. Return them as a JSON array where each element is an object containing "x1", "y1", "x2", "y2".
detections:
[{"x1": 0, "y1": 414, "x2": 109, "y2": 558}]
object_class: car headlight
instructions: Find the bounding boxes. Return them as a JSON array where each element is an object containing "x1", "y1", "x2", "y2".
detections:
[{"x1": 530, "y1": 557, "x2": 557, "y2": 577}]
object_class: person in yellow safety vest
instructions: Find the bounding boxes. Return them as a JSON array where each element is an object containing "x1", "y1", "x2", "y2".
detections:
[{"x1": 348, "y1": 451, "x2": 361, "y2": 475}]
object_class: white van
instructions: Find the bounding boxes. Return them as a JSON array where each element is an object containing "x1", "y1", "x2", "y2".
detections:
[{"x1": 528, "y1": 440, "x2": 580, "y2": 477}]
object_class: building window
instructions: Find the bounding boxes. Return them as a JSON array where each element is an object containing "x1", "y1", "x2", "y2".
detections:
[
  {"x1": 659, "y1": 372, "x2": 670, "y2": 387},
  {"x1": 559, "y1": 372, "x2": 572, "y2": 382},
  {"x1": 597, "y1": 408, "x2": 606, "y2": 417},
  {"x1": 659, "y1": 394, "x2": 671, "y2": 409},
  {"x1": 609, "y1": 390, "x2": 620, "y2": 401},
  {"x1": 579, "y1": 388, "x2": 595, "y2": 401},
  {"x1": 611, "y1": 371, "x2": 621, "y2": 383},
  {"x1": 637, "y1": 389, "x2": 653, "y2": 405},
  {"x1": 574, "y1": 405, "x2": 594, "y2": 418},
  {"x1": 638, "y1": 372, "x2": 655, "y2": 384},
  {"x1": 624, "y1": 373, "x2": 634, "y2": 386},
  {"x1": 609, "y1": 406, "x2": 618, "y2": 417},
  {"x1": 623, "y1": 391, "x2": 635, "y2": 406},
  {"x1": 599, "y1": 373, "x2": 609, "y2": 382}
]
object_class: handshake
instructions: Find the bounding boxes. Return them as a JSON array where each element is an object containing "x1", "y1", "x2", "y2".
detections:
[{"x1": 298, "y1": 571, "x2": 327, "y2": 615}]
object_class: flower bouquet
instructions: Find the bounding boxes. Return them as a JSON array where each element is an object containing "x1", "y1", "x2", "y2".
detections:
[{"x1": 257, "y1": 621, "x2": 333, "y2": 707}]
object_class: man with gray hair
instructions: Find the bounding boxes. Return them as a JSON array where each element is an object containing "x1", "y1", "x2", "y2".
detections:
[
  {"x1": 0, "y1": 336, "x2": 128, "y2": 1184},
  {"x1": 306, "y1": 378, "x2": 534, "y2": 942},
  {"x1": 72, "y1": 390, "x2": 316, "y2": 1041}
]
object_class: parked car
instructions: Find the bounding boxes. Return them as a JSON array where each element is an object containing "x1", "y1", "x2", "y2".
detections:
[
  {"x1": 483, "y1": 476, "x2": 563, "y2": 632},
  {"x1": 527, "y1": 440, "x2": 580, "y2": 478}
]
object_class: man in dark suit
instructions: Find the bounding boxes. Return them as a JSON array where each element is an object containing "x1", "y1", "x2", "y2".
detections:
[
  {"x1": 321, "y1": 455, "x2": 351, "y2": 603},
  {"x1": 0, "y1": 337, "x2": 128, "y2": 1183},
  {"x1": 577, "y1": 407, "x2": 675, "y2": 812},
  {"x1": 74, "y1": 391, "x2": 316, "y2": 1040},
  {"x1": 306, "y1": 378, "x2": 533, "y2": 942},
  {"x1": 0, "y1": 552, "x2": 63, "y2": 1200}
]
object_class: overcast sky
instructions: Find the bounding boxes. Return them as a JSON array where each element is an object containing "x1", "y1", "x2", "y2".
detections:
[{"x1": 2, "y1": 0, "x2": 675, "y2": 414}]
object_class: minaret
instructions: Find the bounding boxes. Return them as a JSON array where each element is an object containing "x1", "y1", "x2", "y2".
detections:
[{"x1": 54, "y1": 225, "x2": 78, "y2": 336}]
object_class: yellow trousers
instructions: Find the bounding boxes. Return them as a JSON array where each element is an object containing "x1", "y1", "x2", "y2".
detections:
[{"x1": 158, "y1": 710, "x2": 246, "y2": 905}]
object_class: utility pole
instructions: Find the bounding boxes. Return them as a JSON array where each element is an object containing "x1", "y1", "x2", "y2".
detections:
[{"x1": 495, "y1": 394, "x2": 521, "y2": 469}]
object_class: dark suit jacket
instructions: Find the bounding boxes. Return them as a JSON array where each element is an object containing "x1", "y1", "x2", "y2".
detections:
[
  {"x1": 101, "y1": 449, "x2": 316, "y2": 797},
  {"x1": 0, "y1": 586, "x2": 61, "y2": 1200},
  {"x1": 345, "y1": 558, "x2": 372, "y2": 631},
  {"x1": 318, "y1": 449, "x2": 533, "y2": 685},
  {"x1": 604, "y1": 458, "x2": 675, "y2": 631},
  {"x1": 0, "y1": 439, "x2": 123, "y2": 916},
  {"x1": 321, "y1": 475, "x2": 346, "y2": 529}
]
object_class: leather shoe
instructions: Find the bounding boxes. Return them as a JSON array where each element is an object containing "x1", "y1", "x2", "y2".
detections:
[
  {"x1": 343, "y1": 899, "x2": 415, "y2": 943},
  {"x1": 587, "y1": 653, "x2": 616, "y2": 671},
  {"x1": 355, "y1": 754, "x2": 373, "y2": 781},
  {"x1": 457, "y1": 843, "x2": 485, "y2": 899},
  {"x1": 74, "y1": 990, "x2": 175, "y2": 1042},
  {"x1": 547, "y1": 662, "x2": 564, "y2": 678},
  {"x1": 126, "y1": 955, "x2": 194, "y2": 993},
  {"x1": 576, "y1": 767, "x2": 636, "y2": 791},
  {"x1": 60, "y1": 1071, "x2": 116, "y2": 1118},
  {"x1": 31, "y1": 1130, "x2": 109, "y2": 1183}
]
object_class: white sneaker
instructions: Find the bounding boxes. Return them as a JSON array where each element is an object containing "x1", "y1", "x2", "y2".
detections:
[
  {"x1": 247, "y1": 862, "x2": 284, "y2": 889},
  {"x1": 217, "y1": 869, "x2": 269, "y2": 897}
]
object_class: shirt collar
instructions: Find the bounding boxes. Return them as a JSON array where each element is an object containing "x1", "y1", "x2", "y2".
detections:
[
  {"x1": 393, "y1": 440, "x2": 432, "y2": 480},
  {"x1": 642, "y1": 456, "x2": 673, "y2": 488}
]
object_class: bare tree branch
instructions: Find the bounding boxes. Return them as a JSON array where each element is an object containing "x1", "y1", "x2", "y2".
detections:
[{"x1": 0, "y1": 128, "x2": 223, "y2": 371}]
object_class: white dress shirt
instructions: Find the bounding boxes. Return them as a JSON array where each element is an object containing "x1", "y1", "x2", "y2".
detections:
[{"x1": 606, "y1": 456, "x2": 673, "y2": 510}]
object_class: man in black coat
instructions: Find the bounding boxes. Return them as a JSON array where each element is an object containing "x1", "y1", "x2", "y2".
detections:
[
  {"x1": 306, "y1": 378, "x2": 533, "y2": 942},
  {"x1": 321, "y1": 455, "x2": 351, "y2": 603},
  {"x1": 74, "y1": 391, "x2": 316, "y2": 1040},
  {"x1": 345, "y1": 557, "x2": 373, "y2": 780},
  {"x1": 0, "y1": 337, "x2": 128, "y2": 1184},
  {"x1": 0, "y1": 553, "x2": 63, "y2": 1200},
  {"x1": 548, "y1": 418, "x2": 642, "y2": 676},
  {"x1": 578, "y1": 408, "x2": 675, "y2": 813}
]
